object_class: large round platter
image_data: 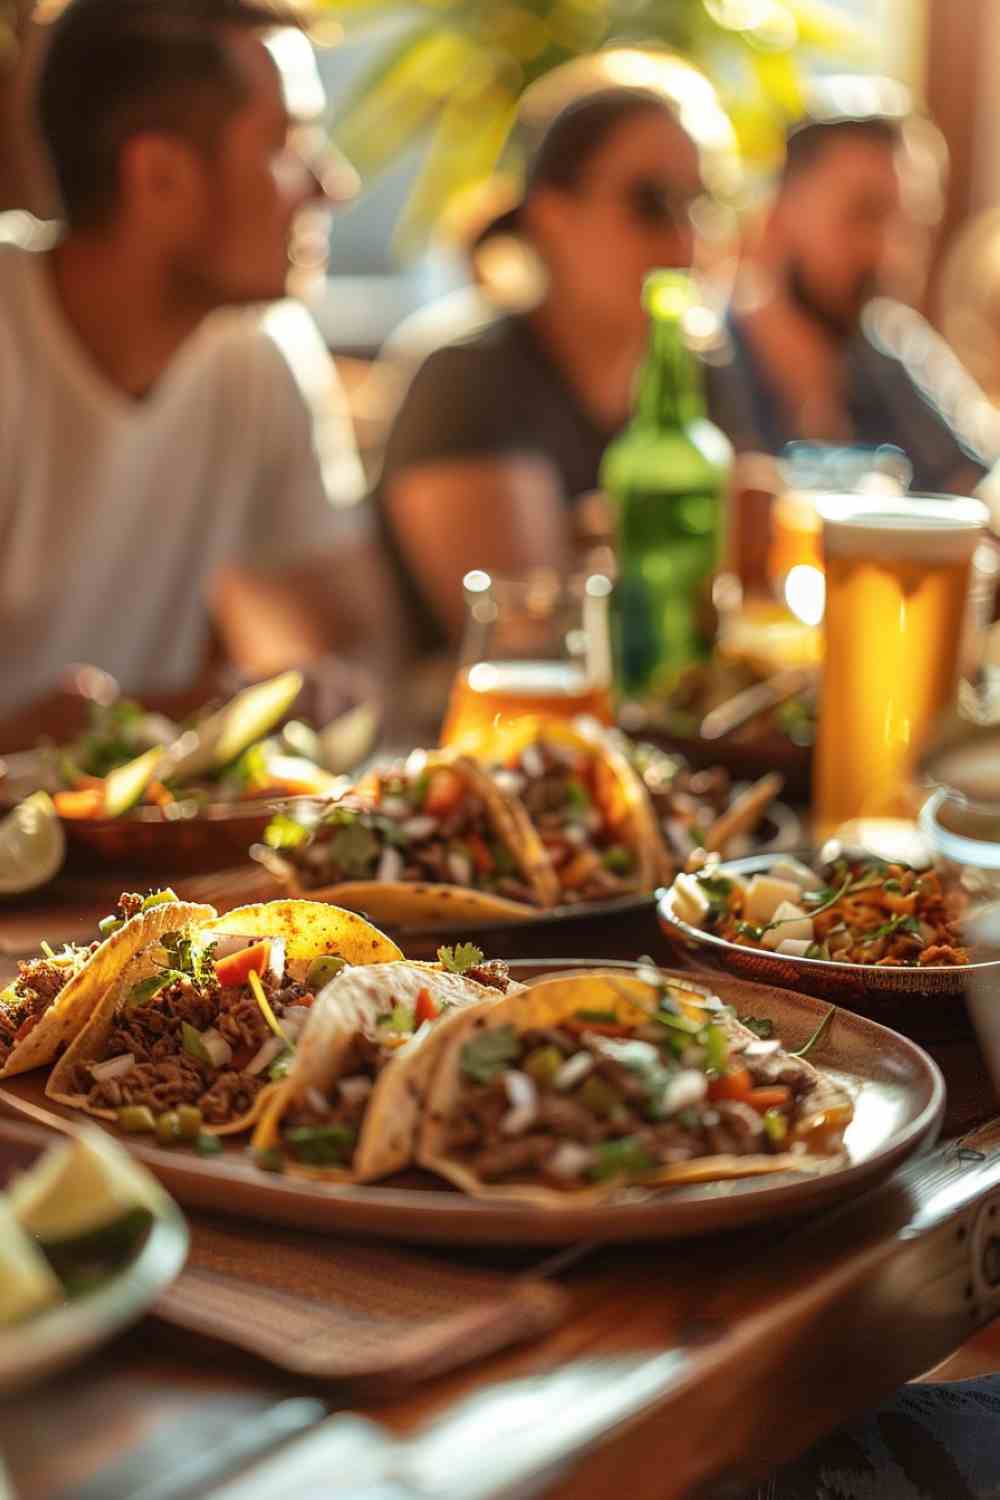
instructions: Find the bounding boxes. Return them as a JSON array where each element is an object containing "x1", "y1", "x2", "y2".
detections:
[
  {"x1": 657, "y1": 852, "x2": 1000, "y2": 1041},
  {"x1": 0, "y1": 1125, "x2": 189, "y2": 1394},
  {"x1": 0, "y1": 962, "x2": 943, "y2": 1247}
]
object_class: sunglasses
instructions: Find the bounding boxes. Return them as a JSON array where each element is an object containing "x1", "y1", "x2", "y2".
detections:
[{"x1": 622, "y1": 178, "x2": 702, "y2": 231}]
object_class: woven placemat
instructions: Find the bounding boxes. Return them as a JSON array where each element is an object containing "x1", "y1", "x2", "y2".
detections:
[{"x1": 153, "y1": 1216, "x2": 570, "y2": 1387}]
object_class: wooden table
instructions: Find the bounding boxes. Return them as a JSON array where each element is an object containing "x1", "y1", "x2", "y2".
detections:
[{"x1": 3, "y1": 874, "x2": 1000, "y2": 1500}]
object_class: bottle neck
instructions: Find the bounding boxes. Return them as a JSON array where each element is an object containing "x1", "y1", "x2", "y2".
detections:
[{"x1": 634, "y1": 315, "x2": 704, "y2": 430}]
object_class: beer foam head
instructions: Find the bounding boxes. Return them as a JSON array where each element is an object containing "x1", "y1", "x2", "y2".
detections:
[{"x1": 817, "y1": 494, "x2": 988, "y2": 564}]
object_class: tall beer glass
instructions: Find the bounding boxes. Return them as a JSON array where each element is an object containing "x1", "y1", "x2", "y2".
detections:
[{"x1": 813, "y1": 493, "x2": 988, "y2": 838}]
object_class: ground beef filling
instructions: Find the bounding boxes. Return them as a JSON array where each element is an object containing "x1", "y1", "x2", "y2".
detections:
[
  {"x1": 463, "y1": 960, "x2": 511, "y2": 993},
  {"x1": 74, "y1": 973, "x2": 306, "y2": 1125},
  {"x1": 446, "y1": 1026, "x2": 819, "y2": 1189},
  {"x1": 510, "y1": 742, "x2": 636, "y2": 904},
  {"x1": 0, "y1": 945, "x2": 98, "y2": 1065}
]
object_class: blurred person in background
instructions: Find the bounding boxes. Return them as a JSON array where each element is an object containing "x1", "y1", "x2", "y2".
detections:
[
  {"x1": 711, "y1": 113, "x2": 993, "y2": 494},
  {"x1": 0, "y1": 0, "x2": 393, "y2": 742},
  {"x1": 376, "y1": 84, "x2": 710, "y2": 651}
]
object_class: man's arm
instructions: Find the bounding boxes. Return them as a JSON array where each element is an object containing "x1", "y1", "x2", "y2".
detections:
[{"x1": 384, "y1": 452, "x2": 574, "y2": 645}]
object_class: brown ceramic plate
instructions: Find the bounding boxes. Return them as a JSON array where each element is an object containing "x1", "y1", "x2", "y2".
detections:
[
  {"x1": 0, "y1": 962, "x2": 943, "y2": 1247},
  {"x1": 0, "y1": 1122, "x2": 189, "y2": 1394},
  {"x1": 59, "y1": 796, "x2": 310, "y2": 876},
  {"x1": 657, "y1": 852, "x2": 1000, "y2": 1042}
]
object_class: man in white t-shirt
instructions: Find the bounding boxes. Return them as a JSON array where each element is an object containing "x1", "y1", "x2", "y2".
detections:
[{"x1": 0, "y1": 0, "x2": 389, "y2": 725}]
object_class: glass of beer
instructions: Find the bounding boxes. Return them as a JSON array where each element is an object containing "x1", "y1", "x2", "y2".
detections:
[
  {"x1": 813, "y1": 492, "x2": 989, "y2": 839},
  {"x1": 439, "y1": 569, "x2": 615, "y2": 753}
]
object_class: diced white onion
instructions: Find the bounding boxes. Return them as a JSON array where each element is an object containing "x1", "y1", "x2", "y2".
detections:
[
  {"x1": 554, "y1": 1052, "x2": 594, "y2": 1091},
  {"x1": 376, "y1": 845, "x2": 404, "y2": 883},
  {"x1": 267, "y1": 937, "x2": 286, "y2": 985},
  {"x1": 520, "y1": 744, "x2": 544, "y2": 779},
  {"x1": 591, "y1": 1037, "x2": 659, "y2": 1069},
  {"x1": 547, "y1": 1142, "x2": 594, "y2": 1179},
  {"x1": 306, "y1": 1086, "x2": 330, "y2": 1113},
  {"x1": 493, "y1": 770, "x2": 525, "y2": 797},
  {"x1": 379, "y1": 796, "x2": 409, "y2": 819},
  {"x1": 91, "y1": 1053, "x2": 135, "y2": 1083},
  {"x1": 244, "y1": 1035, "x2": 284, "y2": 1076},
  {"x1": 400, "y1": 816, "x2": 438, "y2": 841},
  {"x1": 201, "y1": 1029, "x2": 233, "y2": 1069},
  {"x1": 500, "y1": 1070, "x2": 538, "y2": 1135},
  {"x1": 741, "y1": 1039, "x2": 782, "y2": 1058},
  {"x1": 563, "y1": 824, "x2": 587, "y2": 847},
  {"x1": 447, "y1": 850, "x2": 473, "y2": 886},
  {"x1": 661, "y1": 1069, "x2": 708, "y2": 1114},
  {"x1": 338, "y1": 1075, "x2": 373, "y2": 1107},
  {"x1": 776, "y1": 938, "x2": 813, "y2": 958},
  {"x1": 211, "y1": 933, "x2": 261, "y2": 961}
]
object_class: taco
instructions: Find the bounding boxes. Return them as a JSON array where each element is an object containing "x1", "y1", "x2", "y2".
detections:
[
  {"x1": 260, "y1": 750, "x2": 560, "y2": 928},
  {"x1": 46, "y1": 900, "x2": 402, "y2": 1136},
  {"x1": 252, "y1": 954, "x2": 519, "y2": 1180},
  {"x1": 418, "y1": 970, "x2": 853, "y2": 1203},
  {"x1": 473, "y1": 718, "x2": 664, "y2": 905},
  {"x1": 0, "y1": 891, "x2": 217, "y2": 1079}
]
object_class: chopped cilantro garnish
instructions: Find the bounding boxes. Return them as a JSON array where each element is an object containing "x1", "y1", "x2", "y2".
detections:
[
  {"x1": 126, "y1": 974, "x2": 173, "y2": 1010},
  {"x1": 285, "y1": 1124, "x2": 357, "y2": 1166},
  {"x1": 564, "y1": 779, "x2": 591, "y2": 813},
  {"x1": 739, "y1": 1015, "x2": 775, "y2": 1040},
  {"x1": 437, "y1": 943, "x2": 484, "y2": 975},
  {"x1": 460, "y1": 1024, "x2": 520, "y2": 1084},
  {"x1": 588, "y1": 1137, "x2": 657, "y2": 1182}
]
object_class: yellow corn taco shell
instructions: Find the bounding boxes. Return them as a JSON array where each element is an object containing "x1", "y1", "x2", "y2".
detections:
[
  {"x1": 252, "y1": 961, "x2": 513, "y2": 1179},
  {"x1": 418, "y1": 971, "x2": 853, "y2": 1204},
  {"x1": 1, "y1": 900, "x2": 217, "y2": 1079},
  {"x1": 46, "y1": 900, "x2": 402, "y2": 1135}
]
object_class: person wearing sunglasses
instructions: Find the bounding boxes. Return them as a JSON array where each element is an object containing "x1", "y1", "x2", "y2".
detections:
[{"x1": 376, "y1": 84, "x2": 710, "y2": 652}]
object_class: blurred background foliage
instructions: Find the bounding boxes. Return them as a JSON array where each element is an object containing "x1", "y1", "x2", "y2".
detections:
[{"x1": 318, "y1": 0, "x2": 869, "y2": 245}]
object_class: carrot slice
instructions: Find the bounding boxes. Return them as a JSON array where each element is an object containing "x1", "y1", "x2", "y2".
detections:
[
  {"x1": 707, "y1": 1066, "x2": 753, "y2": 1102},
  {"x1": 215, "y1": 940, "x2": 271, "y2": 988},
  {"x1": 746, "y1": 1086, "x2": 791, "y2": 1111},
  {"x1": 53, "y1": 788, "x2": 105, "y2": 819}
]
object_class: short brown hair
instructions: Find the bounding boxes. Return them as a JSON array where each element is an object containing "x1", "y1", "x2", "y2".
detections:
[{"x1": 37, "y1": 0, "x2": 300, "y2": 228}]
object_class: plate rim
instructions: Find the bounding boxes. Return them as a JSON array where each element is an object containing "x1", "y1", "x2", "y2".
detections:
[{"x1": 0, "y1": 961, "x2": 944, "y2": 1246}]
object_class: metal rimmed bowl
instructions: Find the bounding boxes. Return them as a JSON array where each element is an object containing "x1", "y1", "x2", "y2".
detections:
[{"x1": 657, "y1": 851, "x2": 1000, "y2": 1042}]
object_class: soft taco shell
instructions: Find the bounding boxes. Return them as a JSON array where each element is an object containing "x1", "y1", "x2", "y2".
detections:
[
  {"x1": 1, "y1": 900, "x2": 217, "y2": 1079},
  {"x1": 418, "y1": 971, "x2": 854, "y2": 1205},
  {"x1": 47, "y1": 900, "x2": 402, "y2": 1134},
  {"x1": 473, "y1": 718, "x2": 665, "y2": 898},
  {"x1": 252, "y1": 961, "x2": 511, "y2": 1179}
]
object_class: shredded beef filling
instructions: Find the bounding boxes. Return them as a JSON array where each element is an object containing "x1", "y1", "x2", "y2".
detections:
[
  {"x1": 281, "y1": 1033, "x2": 384, "y2": 1164},
  {"x1": 511, "y1": 742, "x2": 634, "y2": 904},
  {"x1": 0, "y1": 944, "x2": 98, "y2": 1065},
  {"x1": 463, "y1": 959, "x2": 511, "y2": 993}
]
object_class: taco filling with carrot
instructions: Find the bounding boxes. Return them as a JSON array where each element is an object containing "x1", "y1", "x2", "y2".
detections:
[
  {"x1": 263, "y1": 754, "x2": 557, "y2": 910},
  {"x1": 47, "y1": 901, "x2": 402, "y2": 1136},
  {"x1": 420, "y1": 972, "x2": 852, "y2": 1199}
]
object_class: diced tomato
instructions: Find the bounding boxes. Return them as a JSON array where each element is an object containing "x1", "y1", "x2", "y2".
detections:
[
  {"x1": 13, "y1": 1014, "x2": 39, "y2": 1043},
  {"x1": 464, "y1": 833, "x2": 494, "y2": 875},
  {"x1": 53, "y1": 788, "x2": 105, "y2": 819},
  {"x1": 423, "y1": 768, "x2": 465, "y2": 817},
  {"x1": 414, "y1": 987, "x2": 439, "y2": 1024},
  {"x1": 297, "y1": 993, "x2": 315, "y2": 1008},
  {"x1": 746, "y1": 1086, "x2": 791, "y2": 1112},
  {"x1": 564, "y1": 1017, "x2": 634, "y2": 1038},
  {"x1": 707, "y1": 1066, "x2": 753, "y2": 1102},
  {"x1": 215, "y1": 941, "x2": 271, "y2": 988}
]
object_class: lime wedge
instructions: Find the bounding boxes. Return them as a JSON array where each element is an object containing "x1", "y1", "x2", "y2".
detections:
[
  {"x1": 0, "y1": 1200, "x2": 62, "y2": 1324},
  {"x1": 103, "y1": 746, "x2": 164, "y2": 818},
  {"x1": 161, "y1": 670, "x2": 304, "y2": 784},
  {"x1": 0, "y1": 791, "x2": 65, "y2": 896},
  {"x1": 319, "y1": 700, "x2": 378, "y2": 774},
  {"x1": 8, "y1": 1127, "x2": 169, "y2": 1245}
]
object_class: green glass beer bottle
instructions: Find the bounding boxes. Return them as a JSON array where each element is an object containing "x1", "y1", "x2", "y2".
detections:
[{"x1": 600, "y1": 270, "x2": 731, "y2": 697}]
